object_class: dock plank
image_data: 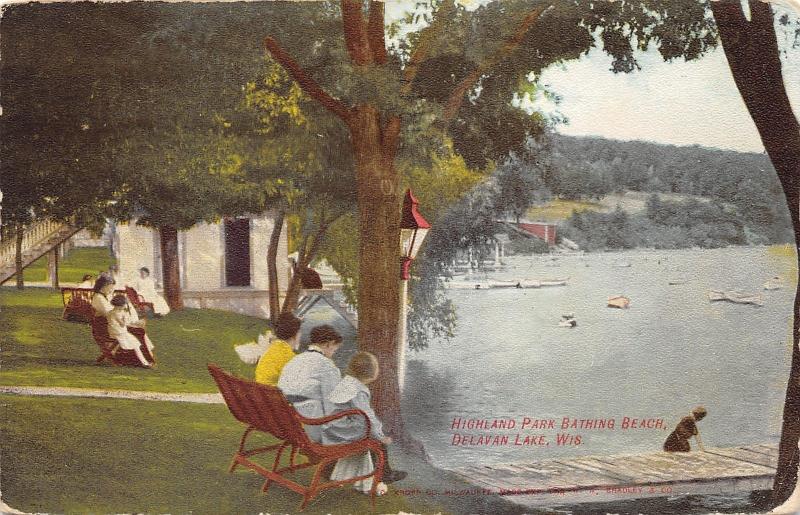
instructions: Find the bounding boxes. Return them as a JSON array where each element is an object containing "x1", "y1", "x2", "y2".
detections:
[
  {"x1": 449, "y1": 443, "x2": 779, "y2": 508},
  {"x1": 611, "y1": 455, "x2": 682, "y2": 481},
  {"x1": 551, "y1": 459, "x2": 632, "y2": 483},
  {"x1": 578, "y1": 456, "x2": 664, "y2": 482},
  {"x1": 703, "y1": 447, "x2": 778, "y2": 469},
  {"x1": 509, "y1": 461, "x2": 622, "y2": 489},
  {"x1": 642, "y1": 450, "x2": 775, "y2": 479}
]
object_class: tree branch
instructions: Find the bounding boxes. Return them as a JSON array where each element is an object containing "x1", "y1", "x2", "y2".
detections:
[
  {"x1": 367, "y1": 1, "x2": 388, "y2": 65},
  {"x1": 264, "y1": 36, "x2": 351, "y2": 121},
  {"x1": 302, "y1": 211, "x2": 342, "y2": 268},
  {"x1": 441, "y1": 4, "x2": 552, "y2": 123},
  {"x1": 342, "y1": 0, "x2": 373, "y2": 65},
  {"x1": 400, "y1": 0, "x2": 456, "y2": 96}
]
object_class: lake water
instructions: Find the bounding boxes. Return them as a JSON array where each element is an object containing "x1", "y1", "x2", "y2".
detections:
[{"x1": 402, "y1": 246, "x2": 797, "y2": 471}]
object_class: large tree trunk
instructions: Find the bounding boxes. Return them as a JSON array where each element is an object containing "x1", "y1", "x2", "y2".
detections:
[
  {"x1": 711, "y1": 0, "x2": 800, "y2": 505},
  {"x1": 268, "y1": 210, "x2": 286, "y2": 325},
  {"x1": 15, "y1": 223, "x2": 24, "y2": 290},
  {"x1": 348, "y1": 105, "x2": 415, "y2": 448},
  {"x1": 159, "y1": 225, "x2": 183, "y2": 310},
  {"x1": 47, "y1": 245, "x2": 59, "y2": 288}
]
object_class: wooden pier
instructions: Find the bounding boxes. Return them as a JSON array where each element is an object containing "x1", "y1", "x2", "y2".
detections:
[{"x1": 449, "y1": 443, "x2": 778, "y2": 508}]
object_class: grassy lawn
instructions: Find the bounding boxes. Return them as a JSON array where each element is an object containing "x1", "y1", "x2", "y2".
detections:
[
  {"x1": 22, "y1": 247, "x2": 116, "y2": 283},
  {"x1": 0, "y1": 394, "x2": 441, "y2": 514},
  {"x1": 526, "y1": 198, "x2": 602, "y2": 222},
  {"x1": 0, "y1": 287, "x2": 268, "y2": 392}
]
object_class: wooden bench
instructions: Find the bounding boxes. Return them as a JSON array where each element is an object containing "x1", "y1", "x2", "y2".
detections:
[
  {"x1": 61, "y1": 287, "x2": 98, "y2": 323},
  {"x1": 91, "y1": 316, "x2": 155, "y2": 367},
  {"x1": 125, "y1": 286, "x2": 154, "y2": 317},
  {"x1": 207, "y1": 364, "x2": 385, "y2": 510},
  {"x1": 61, "y1": 287, "x2": 153, "y2": 322}
]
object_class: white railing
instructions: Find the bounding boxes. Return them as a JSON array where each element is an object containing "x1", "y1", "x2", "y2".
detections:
[{"x1": 0, "y1": 219, "x2": 67, "y2": 269}]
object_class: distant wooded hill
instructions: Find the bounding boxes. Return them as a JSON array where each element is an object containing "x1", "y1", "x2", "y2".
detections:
[{"x1": 529, "y1": 134, "x2": 794, "y2": 249}]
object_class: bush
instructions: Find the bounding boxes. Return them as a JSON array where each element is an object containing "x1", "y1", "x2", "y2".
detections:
[{"x1": 505, "y1": 234, "x2": 550, "y2": 255}]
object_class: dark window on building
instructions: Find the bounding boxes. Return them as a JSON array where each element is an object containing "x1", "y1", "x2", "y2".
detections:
[{"x1": 224, "y1": 218, "x2": 251, "y2": 287}]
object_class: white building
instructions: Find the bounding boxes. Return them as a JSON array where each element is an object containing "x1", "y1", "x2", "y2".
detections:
[{"x1": 114, "y1": 213, "x2": 289, "y2": 319}]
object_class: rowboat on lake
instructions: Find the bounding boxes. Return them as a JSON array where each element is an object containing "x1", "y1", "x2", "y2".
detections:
[
  {"x1": 708, "y1": 290, "x2": 764, "y2": 306},
  {"x1": 559, "y1": 313, "x2": 577, "y2": 328},
  {"x1": 445, "y1": 278, "x2": 569, "y2": 290},
  {"x1": 607, "y1": 295, "x2": 631, "y2": 309},
  {"x1": 517, "y1": 277, "x2": 569, "y2": 288}
]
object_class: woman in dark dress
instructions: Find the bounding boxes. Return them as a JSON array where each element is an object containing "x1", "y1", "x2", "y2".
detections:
[{"x1": 664, "y1": 406, "x2": 707, "y2": 452}]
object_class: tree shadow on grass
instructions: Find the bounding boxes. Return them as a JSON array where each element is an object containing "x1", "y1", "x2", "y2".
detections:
[{"x1": 8, "y1": 355, "x2": 104, "y2": 368}]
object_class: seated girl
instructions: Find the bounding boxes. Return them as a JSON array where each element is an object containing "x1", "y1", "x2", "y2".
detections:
[
  {"x1": 324, "y1": 352, "x2": 407, "y2": 496},
  {"x1": 106, "y1": 295, "x2": 154, "y2": 368},
  {"x1": 663, "y1": 406, "x2": 707, "y2": 452},
  {"x1": 254, "y1": 312, "x2": 302, "y2": 386}
]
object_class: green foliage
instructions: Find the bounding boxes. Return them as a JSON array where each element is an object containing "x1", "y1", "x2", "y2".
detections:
[
  {"x1": 549, "y1": 135, "x2": 794, "y2": 243},
  {"x1": 318, "y1": 213, "x2": 360, "y2": 306},
  {"x1": 505, "y1": 234, "x2": 551, "y2": 254},
  {"x1": 119, "y1": 128, "x2": 275, "y2": 230},
  {"x1": 562, "y1": 197, "x2": 747, "y2": 251},
  {"x1": 492, "y1": 137, "x2": 553, "y2": 221},
  {"x1": 403, "y1": 140, "x2": 487, "y2": 223},
  {"x1": 235, "y1": 55, "x2": 356, "y2": 262},
  {"x1": 399, "y1": 0, "x2": 717, "y2": 167},
  {"x1": 403, "y1": 143, "x2": 491, "y2": 349}
]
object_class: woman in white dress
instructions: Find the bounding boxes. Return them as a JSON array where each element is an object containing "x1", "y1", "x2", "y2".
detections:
[
  {"x1": 131, "y1": 267, "x2": 170, "y2": 316},
  {"x1": 91, "y1": 275, "x2": 116, "y2": 317}
]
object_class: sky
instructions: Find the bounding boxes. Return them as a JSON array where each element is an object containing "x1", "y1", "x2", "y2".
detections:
[
  {"x1": 531, "y1": 42, "x2": 800, "y2": 153},
  {"x1": 385, "y1": 0, "x2": 800, "y2": 154}
]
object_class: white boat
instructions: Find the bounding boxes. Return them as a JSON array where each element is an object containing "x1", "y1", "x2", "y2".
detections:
[
  {"x1": 539, "y1": 278, "x2": 569, "y2": 287},
  {"x1": 607, "y1": 295, "x2": 631, "y2": 309},
  {"x1": 488, "y1": 281, "x2": 519, "y2": 289},
  {"x1": 559, "y1": 313, "x2": 577, "y2": 328},
  {"x1": 446, "y1": 277, "x2": 569, "y2": 290},
  {"x1": 515, "y1": 277, "x2": 569, "y2": 288},
  {"x1": 614, "y1": 260, "x2": 632, "y2": 268},
  {"x1": 764, "y1": 277, "x2": 784, "y2": 290},
  {"x1": 708, "y1": 290, "x2": 764, "y2": 306},
  {"x1": 445, "y1": 282, "x2": 491, "y2": 290}
]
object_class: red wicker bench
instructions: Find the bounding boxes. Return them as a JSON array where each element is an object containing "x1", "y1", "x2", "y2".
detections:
[
  {"x1": 207, "y1": 364, "x2": 385, "y2": 510},
  {"x1": 125, "y1": 286, "x2": 154, "y2": 317},
  {"x1": 61, "y1": 287, "x2": 134, "y2": 323},
  {"x1": 60, "y1": 287, "x2": 96, "y2": 323}
]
